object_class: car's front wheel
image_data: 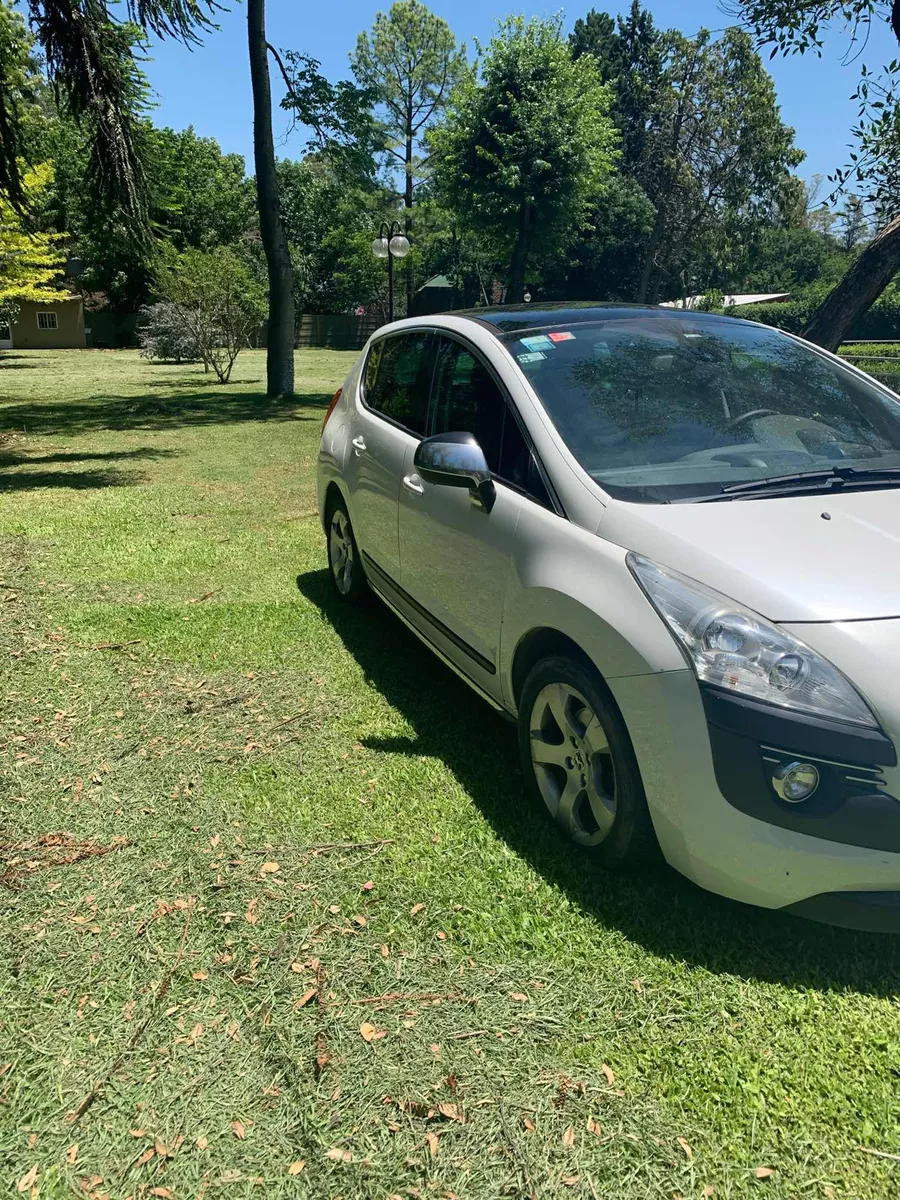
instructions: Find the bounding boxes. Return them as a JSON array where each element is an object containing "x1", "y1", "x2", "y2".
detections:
[
  {"x1": 518, "y1": 654, "x2": 657, "y2": 870},
  {"x1": 326, "y1": 498, "x2": 368, "y2": 604}
]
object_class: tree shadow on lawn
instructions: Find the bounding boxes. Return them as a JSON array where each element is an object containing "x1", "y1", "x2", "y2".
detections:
[
  {"x1": 0, "y1": 446, "x2": 179, "y2": 468},
  {"x1": 0, "y1": 390, "x2": 332, "y2": 437},
  {"x1": 297, "y1": 567, "x2": 900, "y2": 997},
  {"x1": 0, "y1": 467, "x2": 144, "y2": 491}
]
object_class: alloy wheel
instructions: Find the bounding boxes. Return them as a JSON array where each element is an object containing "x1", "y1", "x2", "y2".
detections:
[
  {"x1": 528, "y1": 681, "x2": 617, "y2": 846},
  {"x1": 329, "y1": 509, "x2": 355, "y2": 595}
]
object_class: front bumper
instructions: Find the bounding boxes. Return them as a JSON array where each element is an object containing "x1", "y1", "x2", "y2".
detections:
[{"x1": 609, "y1": 662, "x2": 900, "y2": 930}]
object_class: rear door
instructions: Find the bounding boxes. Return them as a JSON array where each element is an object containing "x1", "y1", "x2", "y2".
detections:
[
  {"x1": 343, "y1": 329, "x2": 432, "y2": 581},
  {"x1": 398, "y1": 333, "x2": 553, "y2": 691}
]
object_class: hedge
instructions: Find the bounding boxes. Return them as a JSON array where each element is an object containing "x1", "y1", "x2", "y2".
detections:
[{"x1": 729, "y1": 289, "x2": 900, "y2": 341}]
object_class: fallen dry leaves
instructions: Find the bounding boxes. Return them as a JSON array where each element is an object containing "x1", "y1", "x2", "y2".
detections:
[
  {"x1": 231, "y1": 1119, "x2": 247, "y2": 1140},
  {"x1": 17, "y1": 1165, "x2": 38, "y2": 1193},
  {"x1": 259, "y1": 860, "x2": 280, "y2": 877},
  {"x1": 360, "y1": 1021, "x2": 386, "y2": 1042},
  {"x1": 288, "y1": 1160, "x2": 306, "y2": 1175},
  {"x1": 425, "y1": 1131, "x2": 439, "y2": 1157},
  {"x1": 325, "y1": 1147, "x2": 352, "y2": 1162},
  {"x1": 754, "y1": 1167, "x2": 774, "y2": 1179},
  {"x1": 601, "y1": 1063, "x2": 615, "y2": 1086},
  {"x1": 562, "y1": 1126, "x2": 576, "y2": 1148},
  {"x1": 677, "y1": 1136, "x2": 694, "y2": 1160}
]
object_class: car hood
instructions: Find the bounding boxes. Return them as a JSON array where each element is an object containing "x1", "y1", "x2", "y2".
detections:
[{"x1": 599, "y1": 488, "x2": 900, "y2": 622}]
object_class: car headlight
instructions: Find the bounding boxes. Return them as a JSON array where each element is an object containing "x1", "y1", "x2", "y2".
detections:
[{"x1": 628, "y1": 553, "x2": 879, "y2": 728}]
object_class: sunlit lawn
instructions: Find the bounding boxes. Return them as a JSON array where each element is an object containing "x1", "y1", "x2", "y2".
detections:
[{"x1": 1, "y1": 348, "x2": 899, "y2": 1199}]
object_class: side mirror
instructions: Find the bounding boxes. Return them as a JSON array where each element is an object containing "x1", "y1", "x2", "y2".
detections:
[{"x1": 413, "y1": 431, "x2": 496, "y2": 511}]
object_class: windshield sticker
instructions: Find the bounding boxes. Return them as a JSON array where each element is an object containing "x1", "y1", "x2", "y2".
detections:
[
  {"x1": 548, "y1": 331, "x2": 575, "y2": 343},
  {"x1": 520, "y1": 335, "x2": 553, "y2": 352},
  {"x1": 517, "y1": 351, "x2": 546, "y2": 364}
]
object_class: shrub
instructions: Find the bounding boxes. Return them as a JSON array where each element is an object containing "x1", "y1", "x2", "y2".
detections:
[
  {"x1": 138, "y1": 302, "x2": 201, "y2": 363},
  {"x1": 156, "y1": 247, "x2": 267, "y2": 383},
  {"x1": 734, "y1": 287, "x2": 900, "y2": 340}
]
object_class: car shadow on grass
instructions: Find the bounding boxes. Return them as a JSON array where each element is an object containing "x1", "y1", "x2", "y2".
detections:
[
  {"x1": 297, "y1": 566, "x2": 900, "y2": 997},
  {"x1": 0, "y1": 390, "x2": 332, "y2": 436}
]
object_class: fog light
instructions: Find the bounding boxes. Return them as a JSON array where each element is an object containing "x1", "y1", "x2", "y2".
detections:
[{"x1": 772, "y1": 761, "x2": 819, "y2": 803}]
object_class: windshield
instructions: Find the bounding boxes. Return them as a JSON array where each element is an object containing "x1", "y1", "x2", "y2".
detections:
[{"x1": 503, "y1": 314, "x2": 900, "y2": 502}]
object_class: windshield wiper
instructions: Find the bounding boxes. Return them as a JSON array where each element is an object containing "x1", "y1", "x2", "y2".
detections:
[{"x1": 683, "y1": 465, "x2": 900, "y2": 503}]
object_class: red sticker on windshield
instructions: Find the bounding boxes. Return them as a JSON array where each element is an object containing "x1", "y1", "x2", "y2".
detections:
[{"x1": 548, "y1": 331, "x2": 575, "y2": 343}]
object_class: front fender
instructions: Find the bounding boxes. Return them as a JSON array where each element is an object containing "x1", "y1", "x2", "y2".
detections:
[{"x1": 499, "y1": 508, "x2": 685, "y2": 711}]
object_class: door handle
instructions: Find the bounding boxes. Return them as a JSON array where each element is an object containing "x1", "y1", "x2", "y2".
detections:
[
  {"x1": 402, "y1": 473, "x2": 424, "y2": 496},
  {"x1": 351, "y1": 435, "x2": 366, "y2": 456}
]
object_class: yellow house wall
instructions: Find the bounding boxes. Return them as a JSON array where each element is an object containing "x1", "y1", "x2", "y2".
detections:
[{"x1": 11, "y1": 299, "x2": 87, "y2": 349}]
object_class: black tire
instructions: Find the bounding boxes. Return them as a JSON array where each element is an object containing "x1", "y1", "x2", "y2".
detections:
[
  {"x1": 517, "y1": 653, "x2": 658, "y2": 870},
  {"x1": 325, "y1": 496, "x2": 369, "y2": 605}
]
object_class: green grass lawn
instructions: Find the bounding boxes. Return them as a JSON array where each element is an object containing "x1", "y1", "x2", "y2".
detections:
[{"x1": 2, "y1": 348, "x2": 900, "y2": 1200}]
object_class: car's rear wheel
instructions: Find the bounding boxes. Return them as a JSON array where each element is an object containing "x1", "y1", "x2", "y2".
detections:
[
  {"x1": 326, "y1": 498, "x2": 368, "y2": 604},
  {"x1": 518, "y1": 654, "x2": 657, "y2": 870}
]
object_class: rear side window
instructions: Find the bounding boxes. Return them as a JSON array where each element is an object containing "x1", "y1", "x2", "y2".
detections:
[{"x1": 363, "y1": 332, "x2": 430, "y2": 435}]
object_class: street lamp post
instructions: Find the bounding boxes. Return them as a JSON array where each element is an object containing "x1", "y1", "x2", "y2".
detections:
[{"x1": 372, "y1": 221, "x2": 411, "y2": 323}]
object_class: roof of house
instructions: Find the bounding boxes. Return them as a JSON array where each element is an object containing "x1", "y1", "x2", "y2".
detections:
[{"x1": 418, "y1": 275, "x2": 454, "y2": 290}]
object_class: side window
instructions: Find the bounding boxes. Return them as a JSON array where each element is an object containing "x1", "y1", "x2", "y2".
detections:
[
  {"x1": 431, "y1": 336, "x2": 551, "y2": 507},
  {"x1": 364, "y1": 332, "x2": 430, "y2": 435},
  {"x1": 431, "y1": 337, "x2": 505, "y2": 469}
]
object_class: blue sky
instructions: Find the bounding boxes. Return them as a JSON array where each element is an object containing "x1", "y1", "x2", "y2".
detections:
[{"x1": 143, "y1": 0, "x2": 898, "y2": 192}]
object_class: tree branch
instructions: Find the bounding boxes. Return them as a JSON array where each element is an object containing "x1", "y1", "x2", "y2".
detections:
[{"x1": 266, "y1": 40, "x2": 301, "y2": 108}]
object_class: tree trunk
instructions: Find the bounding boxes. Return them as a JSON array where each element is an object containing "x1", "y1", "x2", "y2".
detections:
[
  {"x1": 802, "y1": 214, "x2": 900, "y2": 353},
  {"x1": 508, "y1": 203, "x2": 529, "y2": 302},
  {"x1": 637, "y1": 203, "x2": 666, "y2": 303},
  {"x1": 248, "y1": 0, "x2": 294, "y2": 398}
]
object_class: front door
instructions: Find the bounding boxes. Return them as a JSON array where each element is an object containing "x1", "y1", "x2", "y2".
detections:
[
  {"x1": 399, "y1": 334, "x2": 549, "y2": 691},
  {"x1": 343, "y1": 329, "x2": 431, "y2": 582}
]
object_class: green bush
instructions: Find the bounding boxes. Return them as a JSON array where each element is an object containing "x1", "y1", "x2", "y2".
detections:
[{"x1": 732, "y1": 287, "x2": 900, "y2": 340}]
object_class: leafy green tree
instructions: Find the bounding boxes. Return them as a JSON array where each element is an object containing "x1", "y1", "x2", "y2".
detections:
[
  {"x1": 275, "y1": 52, "x2": 380, "y2": 188},
  {"x1": 352, "y1": 0, "x2": 467, "y2": 309},
  {"x1": 276, "y1": 157, "x2": 388, "y2": 314},
  {"x1": 0, "y1": 2, "x2": 46, "y2": 194},
  {"x1": 634, "y1": 27, "x2": 802, "y2": 302},
  {"x1": 430, "y1": 15, "x2": 617, "y2": 301},
  {"x1": 0, "y1": 0, "x2": 213, "y2": 221},
  {"x1": 157, "y1": 246, "x2": 266, "y2": 383},
  {"x1": 732, "y1": 0, "x2": 900, "y2": 348},
  {"x1": 40, "y1": 118, "x2": 254, "y2": 312},
  {"x1": 151, "y1": 127, "x2": 254, "y2": 250},
  {"x1": 0, "y1": 162, "x2": 65, "y2": 328},
  {"x1": 542, "y1": 176, "x2": 656, "y2": 301},
  {"x1": 737, "y1": 225, "x2": 850, "y2": 291},
  {"x1": 571, "y1": 2, "x2": 665, "y2": 174}
]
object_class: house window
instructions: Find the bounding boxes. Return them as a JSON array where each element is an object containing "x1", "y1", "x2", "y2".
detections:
[{"x1": 37, "y1": 311, "x2": 58, "y2": 331}]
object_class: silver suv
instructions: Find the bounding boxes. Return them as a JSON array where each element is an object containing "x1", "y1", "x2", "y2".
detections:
[{"x1": 318, "y1": 304, "x2": 900, "y2": 932}]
